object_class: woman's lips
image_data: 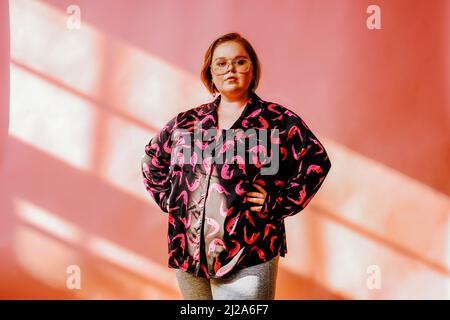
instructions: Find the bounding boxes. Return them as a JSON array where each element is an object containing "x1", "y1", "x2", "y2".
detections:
[{"x1": 226, "y1": 77, "x2": 237, "y2": 81}]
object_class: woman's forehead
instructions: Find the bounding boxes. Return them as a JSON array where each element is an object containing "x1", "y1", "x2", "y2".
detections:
[{"x1": 212, "y1": 42, "x2": 249, "y2": 59}]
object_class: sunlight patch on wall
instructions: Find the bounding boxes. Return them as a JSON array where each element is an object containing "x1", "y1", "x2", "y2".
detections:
[
  {"x1": 9, "y1": 64, "x2": 95, "y2": 171},
  {"x1": 13, "y1": 197, "x2": 177, "y2": 299},
  {"x1": 10, "y1": 0, "x2": 99, "y2": 97},
  {"x1": 9, "y1": 0, "x2": 209, "y2": 201}
]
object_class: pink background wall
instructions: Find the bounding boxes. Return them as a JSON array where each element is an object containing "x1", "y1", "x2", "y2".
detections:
[{"x1": 1, "y1": 0, "x2": 449, "y2": 299}]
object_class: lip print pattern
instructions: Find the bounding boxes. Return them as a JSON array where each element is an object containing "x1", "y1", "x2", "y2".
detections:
[{"x1": 141, "y1": 91, "x2": 332, "y2": 278}]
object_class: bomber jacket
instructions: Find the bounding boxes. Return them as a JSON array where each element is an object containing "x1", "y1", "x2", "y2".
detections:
[{"x1": 141, "y1": 91, "x2": 332, "y2": 279}]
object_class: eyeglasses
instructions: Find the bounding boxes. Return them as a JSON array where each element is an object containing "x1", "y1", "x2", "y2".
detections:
[{"x1": 210, "y1": 57, "x2": 252, "y2": 75}]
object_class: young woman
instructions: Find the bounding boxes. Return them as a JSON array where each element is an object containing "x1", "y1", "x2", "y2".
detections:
[{"x1": 141, "y1": 32, "x2": 332, "y2": 300}]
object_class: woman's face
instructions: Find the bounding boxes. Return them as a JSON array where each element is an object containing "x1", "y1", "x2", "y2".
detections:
[{"x1": 210, "y1": 41, "x2": 254, "y2": 98}]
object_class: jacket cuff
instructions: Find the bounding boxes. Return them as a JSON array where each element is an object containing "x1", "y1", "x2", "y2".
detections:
[{"x1": 261, "y1": 193, "x2": 282, "y2": 221}]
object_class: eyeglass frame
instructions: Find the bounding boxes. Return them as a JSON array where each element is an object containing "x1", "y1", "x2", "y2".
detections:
[{"x1": 210, "y1": 57, "x2": 253, "y2": 76}]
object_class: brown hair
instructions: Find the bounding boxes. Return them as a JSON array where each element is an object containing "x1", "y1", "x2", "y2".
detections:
[{"x1": 200, "y1": 32, "x2": 261, "y2": 95}]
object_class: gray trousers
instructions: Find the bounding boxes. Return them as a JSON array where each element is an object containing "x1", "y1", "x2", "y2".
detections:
[{"x1": 175, "y1": 255, "x2": 279, "y2": 300}]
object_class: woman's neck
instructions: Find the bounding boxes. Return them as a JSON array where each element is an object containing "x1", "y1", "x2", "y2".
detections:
[{"x1": 219, "y1": 92, "x2": 249, "y2": 113}]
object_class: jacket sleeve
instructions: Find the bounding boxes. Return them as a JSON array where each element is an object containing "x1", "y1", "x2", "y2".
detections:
[
  {"x1": 261, "y1": 112, "x2": 332, "y2": 220},
  {"x1": 141, "y1": 114, "x2": 178, "y2": 213}
]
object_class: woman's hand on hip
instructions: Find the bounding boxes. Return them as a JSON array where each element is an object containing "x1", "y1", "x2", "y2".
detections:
[{"x1": 245, "y1": 183, "x2": 267, "y2": 213}]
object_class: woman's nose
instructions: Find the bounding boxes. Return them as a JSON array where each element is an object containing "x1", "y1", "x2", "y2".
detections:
[{"x1": 226, "y1": 62, "x2": 237, "y2": 72}]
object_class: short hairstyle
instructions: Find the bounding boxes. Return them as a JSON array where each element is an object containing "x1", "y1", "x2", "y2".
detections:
[{"x1": 200, "y1": 32, "x2": 261, "y2": 95}]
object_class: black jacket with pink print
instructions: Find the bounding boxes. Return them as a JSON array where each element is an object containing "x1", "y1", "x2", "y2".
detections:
[{"x1": 141, "y1": 91, "x2": 331, "y2": 279}]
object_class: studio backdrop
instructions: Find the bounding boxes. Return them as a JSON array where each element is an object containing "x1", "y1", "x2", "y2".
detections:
[{"x1": 0, "y1": 0, "x2": 449, "y2": 299}]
